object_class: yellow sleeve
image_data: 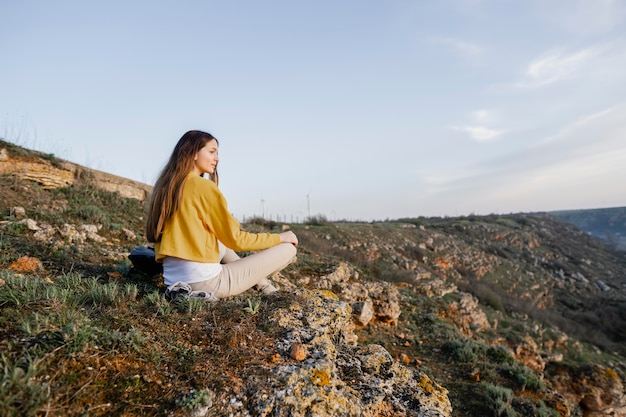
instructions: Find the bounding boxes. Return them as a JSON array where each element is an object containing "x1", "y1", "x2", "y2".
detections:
[{"x1": 192, "y1": 176, "x2": 281, "y2": 251}]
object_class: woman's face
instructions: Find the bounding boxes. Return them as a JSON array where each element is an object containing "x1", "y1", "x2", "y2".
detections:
[{"x1": 193, "y1": 139, "x2": 219, "y2": 175}]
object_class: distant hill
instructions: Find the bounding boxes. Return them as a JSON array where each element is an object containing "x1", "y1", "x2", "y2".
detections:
[{"x1": 550, "y1": 207, "x2": 626, "y2": 251}]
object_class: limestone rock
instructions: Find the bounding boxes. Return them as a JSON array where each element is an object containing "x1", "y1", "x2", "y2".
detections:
[
  {"x1": 213, "y1": 289, "x2": 452, "y2": 416},
  {"x1": 315, "y1": 261, "x2": 358, "y2": 290},
  {"x1": 11, "y1": 206, "x2": 26, "y2": 219},
  {"x1": 448, "y1": 292, "x2": 490, "y2": 334},
  {"x1": 339, "y1": 281, "x2": 369, "y2": 303},
  {"x1": 351, "y1": 298, "x2": 374, "y2": 327},
  {"x1": 0, "y1": 160, "x2": 73, "y2": 189},
  {"x1": 367, "y1": 281, "x2": 402, "y2": 326},
  {"x1": 340, "y1": 281, "x2": 402, "y2": 327},
  {"x1": 415, "y1": 278, "x2": 458, "y2": 297},
  {"x1": 547, "y1": 363, "x2": 626, "y2": 417},
  {"x1": 0, "y1": 150, "x2": 151, "y2": 200},
  {"x1": 514, "y1": 335, "x2": 546, "y2": 372}
]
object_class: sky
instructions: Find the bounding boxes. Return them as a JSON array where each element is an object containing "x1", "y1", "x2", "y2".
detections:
[{"x1": 2, "y1": 0, "x2": 626, "y2": 222}]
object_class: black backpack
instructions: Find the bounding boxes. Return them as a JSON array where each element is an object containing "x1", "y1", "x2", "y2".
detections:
[{"x1": 128, "y1": 246, "x2": 163, "y2": 276}]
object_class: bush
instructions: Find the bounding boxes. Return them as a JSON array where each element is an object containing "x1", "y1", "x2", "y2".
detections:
[
  {"x1": 474, "y1": 284, "x2": 505, "y2": 312},
  {"x1": 482, "y1": 382, "x2": 516, "y2": 417},
  {"x1": 442, "y1": 338, "x2": 483, "y2": 363},
  {"x1": 486, "y1": 345, "x2": 513, "y2": 364},
  {"x1": 499, "y1": 362, "x2": 544, "y2": 391},
  {"x1": 305, "y1": 214, "x2": 329, "y2": 226}
]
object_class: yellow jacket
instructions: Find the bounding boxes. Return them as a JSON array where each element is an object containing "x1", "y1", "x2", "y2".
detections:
[{"x1": 155, "y1": 173, "x2": 280, "y2": 262}]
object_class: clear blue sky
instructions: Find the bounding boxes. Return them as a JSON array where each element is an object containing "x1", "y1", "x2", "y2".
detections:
[{"x1": 2, "y1": 0, "x2": 626, "y2": 221}]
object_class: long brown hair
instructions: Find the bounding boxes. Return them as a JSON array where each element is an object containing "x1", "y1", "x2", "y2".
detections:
[{"x1": 145, "y1": 130, "x2": 219, "y2": 243}]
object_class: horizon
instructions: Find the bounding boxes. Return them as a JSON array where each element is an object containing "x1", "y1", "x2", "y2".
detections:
[
  {"x1": 4, "y1": 134, "x2": 626, "y2": 225},
  {"x1": 2, "y1": 1, "x2": 626, "y2": 221}
]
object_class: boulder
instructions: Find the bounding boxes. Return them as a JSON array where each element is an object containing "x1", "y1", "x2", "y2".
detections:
[{"x1": 209, "y1": 289, "x2": 452, "y2": 417}]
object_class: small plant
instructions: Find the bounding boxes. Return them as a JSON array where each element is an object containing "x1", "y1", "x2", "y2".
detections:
[
  {"x1": 243, "y1": 297, "x2": 261, "y2": 315},
  {"x1": 175, "y1": 296, "x2": 210, "y2": 314},
  {"x1": 122, "y1": 327, "x2": 147, "y2": 353},
  {"x1": 175, "y1": 388, "x2": 214, "y2": 410},
  {"x1": 0, "y1": 355, "x2": 50, "y2": 416},
  {"x1": 144, "y1": 290, "x2": 174, "y2": 316}
]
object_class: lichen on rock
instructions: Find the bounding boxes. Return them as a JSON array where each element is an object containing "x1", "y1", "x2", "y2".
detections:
[{"x1": 217, "y1": 289, "x2": 452, "y2": 416}]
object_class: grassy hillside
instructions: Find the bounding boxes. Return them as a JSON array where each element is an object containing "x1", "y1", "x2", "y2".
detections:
[{"x1": 1, "y1": 141, "x2": 625, "y2": 416}]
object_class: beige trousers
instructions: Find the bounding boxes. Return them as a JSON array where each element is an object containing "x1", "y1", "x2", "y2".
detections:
[{"x1": 189, "y1": 243, "x2": 297, "y2": 298}]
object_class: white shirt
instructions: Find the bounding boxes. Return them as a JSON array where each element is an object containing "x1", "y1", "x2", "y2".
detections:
[{"x1": 162, "y1": 242, "x2": 227, "y2": 286}]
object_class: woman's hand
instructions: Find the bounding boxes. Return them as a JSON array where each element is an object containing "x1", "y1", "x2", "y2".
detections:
[{"x1": 279, "y1": 231, "x2": 299, "y2": 246}]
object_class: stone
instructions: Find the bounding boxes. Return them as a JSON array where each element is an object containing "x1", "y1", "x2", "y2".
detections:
[
  {"x1": 214, "y1": 289, "x2": 452, "y2": 416},
  {"x1": 547, "y1": 363, "x2": 626, "y2": 417},
  {"x1": 367, "y1": 282, "x2": 401, "y2": 326},
  {"x1": 11, "y1": 206, "x2": 26, "y2": 219},
  {"x1": 351, "y1": 298, "x2": 374, "y2": 327},
  {"x1": 290, "y1": 343, "x2": 308, "y2": 361}
]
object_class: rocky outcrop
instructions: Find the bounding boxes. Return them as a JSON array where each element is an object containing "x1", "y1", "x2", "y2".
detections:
[
  {"x1": 0, "y1": 146, "x2": 151, "y2": 200},
  {"x1": 546, "y1": 363, "x2": 626, "y2": 417},
  {"x1": 446, "y1": 292, "x2": 490, "y2": 335},
  {"x1": 209, "y1": 289, "x2": 452, "y2": 417}
]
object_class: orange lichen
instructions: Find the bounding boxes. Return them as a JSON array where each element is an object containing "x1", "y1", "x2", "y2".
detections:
[
  {"x1": 311, "y1": 369, "x2": 331, "y2": 386},
  {"x1": 315, "y1": 289, "x2": 340, "y2": 301},
  {"x1": 8, "y1": 256, "x2": 43, "y2": 273},
  {"x1": 605, "y1": 368, "x2": 619, "y2": 381}
]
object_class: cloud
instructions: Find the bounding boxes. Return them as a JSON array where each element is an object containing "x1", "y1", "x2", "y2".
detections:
[
  {"x1": 452, "y1": 125, "x2": 506, "y2": 142},
  {"x1": 434, "y1": 103, "x2": 626, "y2": 198},
  {"x1": 470, "y1": 109, "x2": 494, "y2": 124},
  {"x1": 516, "y1": 48, "x2": 596, "y2": 88},
  {"x1": 539, "y1": 107, "x2": 616, "y2": 146}
]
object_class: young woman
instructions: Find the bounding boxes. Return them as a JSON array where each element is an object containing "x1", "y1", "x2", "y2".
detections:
[{"x1": 145, "y1": 130, "x2": 298, "y2": 299}]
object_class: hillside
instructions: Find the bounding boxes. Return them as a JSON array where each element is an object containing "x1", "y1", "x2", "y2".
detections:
[
  {"x1": 1, "y1": 140, "x2": 625, "y2": 417},
  {"x1": 551, "y1": 207, "x2": 626, "y2": 251}
]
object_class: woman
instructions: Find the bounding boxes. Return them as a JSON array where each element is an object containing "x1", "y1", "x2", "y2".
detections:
[{"x1": 145, "y1": 130, "x2": 298, "y2": 299}]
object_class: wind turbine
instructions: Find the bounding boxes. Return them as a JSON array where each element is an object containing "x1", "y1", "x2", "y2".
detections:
[{"x1": 306, "y1": 188, "x2": 312, "y2": 220}]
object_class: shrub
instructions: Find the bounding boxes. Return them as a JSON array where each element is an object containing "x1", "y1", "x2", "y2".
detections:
[
  {"x1": 474, "y1": 284, "x2": 505, "y2": 312},
  {"x1": 499, "y1": 362, "x2": 544, "y2": 391},
  {"x1": 305, "y1": 214, "x2": 329, "y2": 226},
  {"x1": 486, "y1": 345, "x2": 513, "y2": 364},
  {"x1": 442, "y1": 338, "x2": 483, "y2": 363},
  {"x1": 482, "y1": 382, "x2": 516, "y2": 417},
  {"x1": 536, "y1": 400, "x2": 558, "y2": 417}
]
